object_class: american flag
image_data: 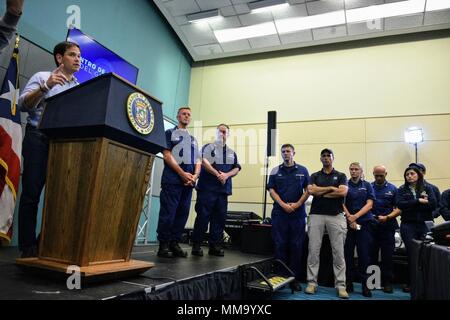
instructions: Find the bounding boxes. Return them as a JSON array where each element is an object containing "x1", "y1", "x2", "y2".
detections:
[{"x1": 0, "y1": 35, "x2": 21, "y2": 245}]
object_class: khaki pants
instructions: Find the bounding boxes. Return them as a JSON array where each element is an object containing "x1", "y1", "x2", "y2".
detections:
[{"x1": 307, "y1": 213, "x2": 347, "y2": 289}]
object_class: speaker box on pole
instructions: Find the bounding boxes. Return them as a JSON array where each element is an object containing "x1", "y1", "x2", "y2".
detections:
[{"x1": 267, "y1": 111, "x2": 277, "y2": 157}]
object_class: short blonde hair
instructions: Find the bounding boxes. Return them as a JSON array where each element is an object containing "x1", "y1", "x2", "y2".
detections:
[{"x1": 177, "y1": 106, "x2": 191, "y2": 115}]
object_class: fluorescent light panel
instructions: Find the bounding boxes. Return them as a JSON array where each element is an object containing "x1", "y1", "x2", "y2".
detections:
[
  {"x1": 248, "y1": 0, "x2": 289, "y2": 13},
  {"x1": 252, "y1": 4, "x2": 289, "y2": 14},
  {"x1": 214, "y1": 0, "x2": 450, "y2": 42},
  {"x1": 346, "y1": 0, "x2": 426, "y2": 23},
  {"x1": 276, "y1": 10, "x2": 346, "y2": 34},
  {"x1": 426, "y1": 0, "x2": 450, "y2": 11},
  {"x1": 187, "y1": 9, "x2": 221, "y2": 23},
  {"x1": 214, "y1": 22, "x2": 277, "y2": 43}
]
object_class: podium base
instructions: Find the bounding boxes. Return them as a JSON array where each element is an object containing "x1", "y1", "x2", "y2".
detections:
[{"x1": 16, "y1": 258, "x2": 154, "y2": 278}]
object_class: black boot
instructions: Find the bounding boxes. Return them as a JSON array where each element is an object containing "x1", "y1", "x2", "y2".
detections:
[
  {"x1": 346, "y1": 281, "x2": 354, "y2": 293},
  {"x1": 383, "y1": 281, "x2": 394, "y2": 294},
  {"x1": 362, "y1": 284, "x2": 372, "y2": 298},
  {"x1": 157, "y1": 242, "x2": 173, "y2": 258},
  {"x1": 208, "y1": 244, "x2": 224, "y2": 257},
  {"x1": 170, "y1": 241, "x2": 188, "y2": 258},
  {"x1": 20, "y1": 246, "x2": 38, "y2": 259},
  {"x1": 191, "y1": 242, "x2": 204, "y2": 257},
  {"x1": 289, "y1": 280, "x2": 302, "y2": 292}
]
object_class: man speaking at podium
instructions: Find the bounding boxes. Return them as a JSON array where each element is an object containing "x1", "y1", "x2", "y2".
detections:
[
  {"x1": 17, "y1": 41, "x2": 80, "y2": 258},
  {"x1": 157, "y1": 107, "x2": 201, "y2": 258}
]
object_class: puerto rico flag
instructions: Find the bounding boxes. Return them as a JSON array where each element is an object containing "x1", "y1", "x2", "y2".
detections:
[{"x1": 0, "y1": 38, "x2": 21, "y2": 245}]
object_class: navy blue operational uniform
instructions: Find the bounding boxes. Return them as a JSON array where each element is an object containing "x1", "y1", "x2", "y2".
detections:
[
  {"x1": 371, "y1": 181, "x2": 398, "y2": 285},
  {"x1": 396, "y1": 184, "x2": 437, "y2": 286},
  {"x1": 426, "y1": 181, "x2": 441, "y2": 219},
  {"x1": 157, "y1": 127, "x2": 199, "y2": 244},
  {"x1": 192, "y1": 143, "x2": 241, "y2": 247},
  {"x1": 267, "y1": 163, "x2": 309, "y2": 280},
  {"x1": 344, "y1": 180, "x2": 376, "y2": 287},
  {"x1": 439, "y1": 189, "x2": 450, "y2": 221}
]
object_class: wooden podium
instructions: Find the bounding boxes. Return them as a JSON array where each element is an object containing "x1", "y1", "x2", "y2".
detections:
[{"x1": 16, "y1": 73, "x2": 167, "y2": 278}]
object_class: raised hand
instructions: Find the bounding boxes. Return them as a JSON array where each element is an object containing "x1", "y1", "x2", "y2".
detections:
[
  {"x1": 6, "y1": 0, "x2": 24, "y2": 16},
  {"x1": 46, "y1": 64, "x2": 68, "y2": 89}
]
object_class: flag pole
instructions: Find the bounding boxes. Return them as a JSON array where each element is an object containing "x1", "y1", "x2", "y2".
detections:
[{"x1": 11, "y1": 34, "x2": 19, "y2": 116}]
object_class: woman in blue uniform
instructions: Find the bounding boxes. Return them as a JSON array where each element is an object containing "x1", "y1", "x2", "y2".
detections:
[
  {"x1": 344, "y1": 162, "x2": 376, "y2": 297},
  {"x1": 396, "y1": 165, "x2": 437, "y2": 292}
]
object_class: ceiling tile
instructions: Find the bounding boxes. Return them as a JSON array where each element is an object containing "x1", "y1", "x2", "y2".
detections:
[
  {"x1": 233, "y1": 4, "x2": 251, "y2": 14},
  {"x1": 220, "y1": 5, "x2": 237, "y2": 17},
  {"x1": 175, "y1": 15, "x2": 189, "y2": 26},
  {"x1": 424, "y1": 9, "x2": 450, "y2": 26},
  {"x1": 273, "y1": 3, "x2": 308, "y2": 19},
  {"x1": 239, "y1": 11, "x2": 273, "y2": 26},
  {"x1": 344, "y1": 0, "x2": 384, "y2": 10},
  {"x1": 249, "y1": 34, "x2": 281, "y2": 49},
  {"x1": 153, "y1": 0, "x2": 450, "y2": 61},
  {"x1": 231, "y1": 0, "x2": 253, "y2": 4},
  {"x1": 347, "y1": 20, "x2": 384, "y2": 35},
  {"x1": 208, "y1": 16, "x2": 242, "y2": 30},
  {"x1": 163, "y1": 0, "x2": 200, "y2": 16},
  {"x1": 307, "y1": 0, "x2": 344, "y2": 15},
  {"x1": 312, "y1": 25, "x2": 347, "y2": 40},
  {"x1": 221, "y1": 39, "x2": 252, "y2": 52},
  {"x1": 195, "y1": 0, "x2": 232, "y2": 11},
  {"x1": 180, "y1": 23, "x2": 217, "y2": 46},
  {"x1": 193, "y1": 44, "x2": 224, "y2": 56},
  {"x1": 384, "y1": 13, "x2": 424, "y2": 31},
  {"x1": 279, "y1": 29, "x2": 313, "y2": 44}
]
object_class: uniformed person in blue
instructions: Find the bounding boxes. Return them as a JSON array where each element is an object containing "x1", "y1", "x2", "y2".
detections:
[
  {"x1": 439, "y1": 189, "x2": 450, "y2": 221},
  {"x1": 408, "y1": 163, "x2": 441, "y2": 219},
  {"x1": 191, "y1": 124, "x2": 241, "y2": 257},
  {"x1": 267, "y1": 144, "x2": 309, "y2": 291},
  {"x1": 343, "y1": 162, "x2": 376, "y2": 297},
  {"x1": 157, "y1": 107, "x2": 201, "y2": 258},
  {"x1": 371, "y1": 165, "x2": 401, "y2": 294},
  {"x1": 396, "y1": 165, "x2": 437, "y2": 292}
]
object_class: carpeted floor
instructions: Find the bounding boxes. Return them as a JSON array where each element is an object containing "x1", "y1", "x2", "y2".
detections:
[{"x1": 273, "y1": 282, "x2": 410, "y2": 300}]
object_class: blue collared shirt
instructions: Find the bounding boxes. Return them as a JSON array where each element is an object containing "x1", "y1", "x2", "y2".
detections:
[
  {"x1": 18, "y1": 71, "x2": 79, "y2": 127},
  {"x1": 161, "y1": 126, "x2": 200, "y2": 186},
  {"x1": 346, "y1": 179, "x2": 375, "y2": 223},
  {"x1": 268, "y1": 163, "x2": 310, "y2": 216},
  {"x1": 196, "y1": 142, "x2": 241, "y2": 195},
  {"x1": 371, "y1": 181, "x2": 397, "y2": 216},
  {"x1": 371, "y1": 181, "x2": 399, "y2": 228}
]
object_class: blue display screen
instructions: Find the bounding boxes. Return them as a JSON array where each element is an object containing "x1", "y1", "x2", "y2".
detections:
[{"x1": 66, "y1": 28, "x2": 138, "y2": 85}]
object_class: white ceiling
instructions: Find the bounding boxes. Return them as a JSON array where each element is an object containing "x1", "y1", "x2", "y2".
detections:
[{"x1": 153, "y1": 0, "x2": 450, "y2": 61}]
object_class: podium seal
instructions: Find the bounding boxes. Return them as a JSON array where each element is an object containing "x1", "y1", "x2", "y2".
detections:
[{"x1": 126, "y1": 92, "x2": 155, "y2": 135}]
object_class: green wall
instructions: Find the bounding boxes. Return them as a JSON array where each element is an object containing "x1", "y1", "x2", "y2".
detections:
[
  {"x1": 15, "y1": 0, "x2": 191, "y2": 119},
  {"x1": 6, "y1": 0, "x2": 191, "y2": 246}
]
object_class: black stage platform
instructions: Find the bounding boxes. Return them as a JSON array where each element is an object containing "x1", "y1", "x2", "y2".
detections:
[{"x1": 0, "y1": 244, "x2": 272, "y2": 300}]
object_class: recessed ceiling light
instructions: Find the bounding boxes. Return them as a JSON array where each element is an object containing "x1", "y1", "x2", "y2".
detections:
[{"x1": 214, "y1": 22, "x2": 277, "y2": 43}]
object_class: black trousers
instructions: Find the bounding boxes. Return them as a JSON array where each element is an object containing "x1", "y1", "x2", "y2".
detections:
[{"x1": 18, "y1": 125, "x2": 48, "y2": 251}]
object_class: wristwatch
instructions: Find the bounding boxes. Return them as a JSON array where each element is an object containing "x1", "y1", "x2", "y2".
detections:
[{"x1": 39, "y1": 81, "x2": 49, "y2": 93}]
